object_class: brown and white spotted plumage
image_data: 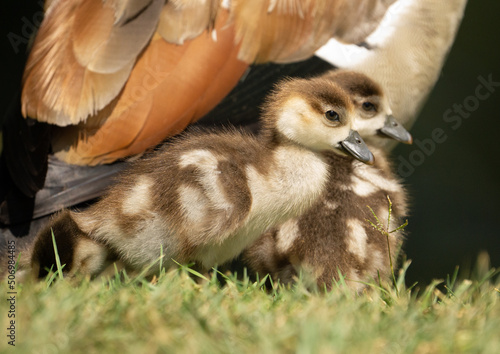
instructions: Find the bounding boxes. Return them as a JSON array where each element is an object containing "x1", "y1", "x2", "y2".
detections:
[
  {"x1": 29, "y1": 76, "x2": 375, "y2": 279},
  {"x1": 242, "y1": 71, "x2": 410, "y2": 291}
]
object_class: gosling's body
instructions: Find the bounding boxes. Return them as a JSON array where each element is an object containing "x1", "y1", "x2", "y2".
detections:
[
  {"x1": 72, "y1": 130, "x2": 329, "y2": 270},
  {"x1": 29, "y1": 77, "x2": 373, "y2": 278},
  {"x1": 242, "y1": 71, "x2": 409, "y2": 291},
  {"x1": 243, "y1": 147, "x2": 407, "y2": 291}
]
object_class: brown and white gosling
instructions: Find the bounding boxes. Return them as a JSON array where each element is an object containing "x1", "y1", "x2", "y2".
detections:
[
  {"x1": 27, "y1": 76, "x2": 375, "y2": 279},
  {"x1": 242, "y1": 70, "x2": 412, "y2": 291}
]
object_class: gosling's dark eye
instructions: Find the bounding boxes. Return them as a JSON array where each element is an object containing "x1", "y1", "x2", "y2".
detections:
[
  {"x1": 325, "y1": 110, "x2": 340, "y2": 122},
  {"x1": 362, "y1": 102, "x2": 376, "y2": 111}
]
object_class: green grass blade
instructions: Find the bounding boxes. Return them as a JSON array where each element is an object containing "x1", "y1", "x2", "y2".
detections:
[{"x1": 51, "y1": 229, "x2": 65, "y2": 281}]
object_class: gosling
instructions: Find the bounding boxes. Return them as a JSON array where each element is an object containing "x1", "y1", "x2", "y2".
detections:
[
  {"x1": 242, "y1": 70, "x2": 411, "y2": 291},
  {"x1": 29, "y1": 76, "x2": 374, "y2": 279}
]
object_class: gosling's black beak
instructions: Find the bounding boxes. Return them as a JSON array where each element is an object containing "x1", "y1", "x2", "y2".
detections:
[
  {"x1": 341, "y1": 130, "x2": 375, "y2": 165},
  {"x1": 379, "y1": 115, "x2": 413, "y2": 144}
]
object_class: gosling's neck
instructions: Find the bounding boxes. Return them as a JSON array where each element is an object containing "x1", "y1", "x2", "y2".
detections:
[{"x1": 257, "y1": 110, "x2": 315, "y2": 154}]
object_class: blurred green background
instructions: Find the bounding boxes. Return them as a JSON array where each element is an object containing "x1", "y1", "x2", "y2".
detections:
[{"x1": 2, "y1": 1, "x2": 499, "y2": 287}]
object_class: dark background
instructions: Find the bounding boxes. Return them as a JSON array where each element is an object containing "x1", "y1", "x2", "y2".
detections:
[
  {"x1": 392, "y1": 1, "x2": 500, "y2": 286},
  {"x1": 2, "y1": 1, "x2": 499, "y2": 287}
]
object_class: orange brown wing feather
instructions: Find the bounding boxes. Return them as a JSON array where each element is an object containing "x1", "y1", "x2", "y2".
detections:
[
  {"x1": 53, "y1": 10, "x2": 248, "y2": 165},
  {"x1": 21, "y1": 0, "x2": 163, "y2": 126},
  {"x1": 157, "y1": 0, "x2": 219, "y2": 45},
  {"x1": 24, "y1": 0, "x2": 394, "y2": 165},
  {"x1": 231, "y1": 0, "x2": 396, "y2": 63}
]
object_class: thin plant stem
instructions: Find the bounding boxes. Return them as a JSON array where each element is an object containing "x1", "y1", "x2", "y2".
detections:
[{"x1": 366, "y1": 195, "x2": 408, "y2": 297}]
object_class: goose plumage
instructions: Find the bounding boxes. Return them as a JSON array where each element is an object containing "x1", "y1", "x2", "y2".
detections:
[
  {"x1": 1, "y1": 0, "x2": 467, "y2": 247},
  {"x1": 21, "y1": 0, "x2": 395, "y2": 165}
]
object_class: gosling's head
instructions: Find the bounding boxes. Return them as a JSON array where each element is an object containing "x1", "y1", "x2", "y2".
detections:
[
  {"x1": 326, "y1": 70, "x2": 413, "y2": 145},
  {"x1": 261, "y1": 76, "x2": 374, "y2": 164}
]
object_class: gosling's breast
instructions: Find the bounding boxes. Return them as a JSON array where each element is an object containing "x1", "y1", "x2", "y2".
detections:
[
  {"x1": 246, "y1": 145, "x2": 330, "y2": 219},
  {"x1": 193, "y1": 145, "x2": 330, "y2": 268}
]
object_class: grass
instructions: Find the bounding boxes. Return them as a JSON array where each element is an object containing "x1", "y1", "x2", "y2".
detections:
[
  {"x1": 1, "y1": 253, "x2": 499, "y2": 353},
  {"x1": 2, "y1": 203, "x2": 498, "y2": 353}
]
